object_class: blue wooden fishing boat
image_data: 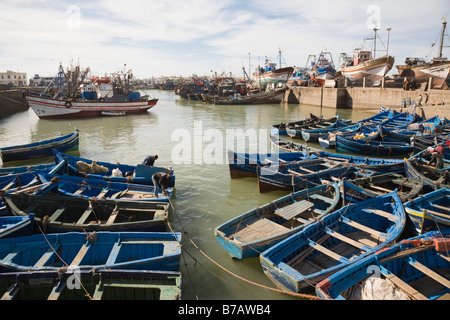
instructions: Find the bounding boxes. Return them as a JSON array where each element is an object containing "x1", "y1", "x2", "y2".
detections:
[
  {"x1": 0, "y1": 130, "x2": 79, "y2": 162},
  {"x1": 271, "y1": 113, "x2": 320, "y2": 136},
  {"x1": 356, "y1": 109, "x2": 396, "y2": 127},
  {"x1": 0, "y1": 268, "x2": 182, "y2": 300},
  {"x1": 310, "y1": 150, "x2": 405, "y2": 173},
  {"x1": 315, "y1": 230, "x2": 450, "y2": 300},
  {"x1": 403, "y1": 188, "x2": 450, "y2": 235},
  {"x1": 36, "y1": 173, "x2": 173, "y2": 202},
  {"x1": 227, "y1": 150, "x2": 318, "y2": 179},
  {"x1": 270, "y1": 134, "x2": 321, "y2": 154},
  {"x1": 340, "y1": 173, "x2": 423, "y2": 204},
  {"x1": 0, "y1": 163, "x2": 56, "y2": 176},
  {"x1": 214, "y1": 183, "x2": 340, "y2": 259},
  {"x1": 53, "y1": 150, "x2": 175, "y2": 187},
  {"x1": 377, "y1": 111, "x2": 422, "y2": 130},
  {"x1": 318, "y1": 125, "x2": 379, "y2": 149},
  {"x1": 260, "y1": 191, "x2": 407, "y2": 293},
  {"x1": 3, "y1": 193, "x2": 169, "y2": 233},
  {"x1": 0, "y1": 215, "x2": 34, "y2": 239},
  {"x1": 302, "y1": 121, "x2": 358, "y2": 143},
  {"x1": 286, "y1": 116, "x2": 340, "y2": 138},
  {"x1": 257, "y1": 159, "x2": 370, "y2": 193},
  {"x1": 380, "y1": 116, "x2": 449, "y2": 143},
  {"x1": 336, "y1": 135, "x2": 414, "y2": 156},
  {"x1": 271, "y1": 134, "x2": 405, "y2": 173},
  {"x1": 0, "y1": 231, "x2": 181, "y2": 273},
  {"x1": 404, "y1": 159, "x2": 450, "y2": 191}
]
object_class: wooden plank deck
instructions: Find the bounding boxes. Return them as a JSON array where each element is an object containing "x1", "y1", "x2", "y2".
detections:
[
  {"x1": 274, "y1": 200, "x2": 314, "y2": 220},
  {"x1": 233, "y1": 218, "x2": 288, "y2": 243}
]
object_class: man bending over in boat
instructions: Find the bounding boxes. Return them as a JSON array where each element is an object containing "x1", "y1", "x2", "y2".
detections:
[
  {"x1": 142, "y1": 155, "x2": 158, "y2": 166},
  {"x1": 152, "y1": 171, "x2": 171, "y2": 198},
  {"x1": 426, "y1": 141, "x2": 450, "y2": 169}
]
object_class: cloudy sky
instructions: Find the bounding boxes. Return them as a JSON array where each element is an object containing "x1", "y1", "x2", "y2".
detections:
[{"x1": 1, "y1": 0, "x2": 449, "y2": 79}]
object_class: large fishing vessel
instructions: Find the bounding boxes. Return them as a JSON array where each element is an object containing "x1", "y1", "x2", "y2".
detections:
[
  {"x1": 25, "y1": 64, "x2": 158, "y2": 119},
  {"x1": 253, "y1": 50, "x2": 294, "y2": 88},
  {"x1": 396, "y1": 18, "x2": 450, "y2": 89},
  {"x1": 340, "y1": 29, "x2": 395, "y2": 83}
]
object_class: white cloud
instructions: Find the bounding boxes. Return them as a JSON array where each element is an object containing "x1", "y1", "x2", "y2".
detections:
[{"x1": 0, "y1": 0, "x2": 448, "y2": 78}]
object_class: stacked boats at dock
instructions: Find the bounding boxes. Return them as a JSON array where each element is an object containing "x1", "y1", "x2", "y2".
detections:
[
  {"x1": 216, "y1": 107, "x2": 450, "y2": 300},
  {"x1": 0, "y1": 133, "x2": 181, "y2": 300}
]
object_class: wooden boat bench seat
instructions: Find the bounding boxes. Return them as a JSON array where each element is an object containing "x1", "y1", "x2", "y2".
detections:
[
  {"x1": 33, "y1": 242, "x2": 62, "y2": 268},
  {"x1": 341, "y1": 216, "x2": 388, "y2": 241},
  {"x1": 362, "y1": 208, "x2": 398, "y2": 221},
  {"x1": 233, "y1": 218, "x2": 288, "y2": 243},
  {"x1": 274, "y1": 200, "x2": 314, "y2": 220},
  {"x1": 307, "y1": 239, "x2": 347, "y2": 262},
  {"x1": 74, "y1": 185, "x2": 87, "y2": 195},
  {"x1": 325, "y1": 228, "x2": 373, "y2": 251},
  {"x1": 381, "y1": 267, "x2": 429, "y2": 300},
  {"x1": 429, "y1": 203, "x2": 450, "y2": 213},
  {"x1": 48, "y1": 202, "x2": 68, "y2": 223},
  {"x1": 96, "y1": 188, "x2": 109, "y2": 199},
  {"x1": 308, "y1": 193, "x2": 334, "y2": 204}
]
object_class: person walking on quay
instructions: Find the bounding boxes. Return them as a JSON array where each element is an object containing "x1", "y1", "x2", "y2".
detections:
[{"x1": 152, "y1": 171, "x2": 171, "y2": 198}]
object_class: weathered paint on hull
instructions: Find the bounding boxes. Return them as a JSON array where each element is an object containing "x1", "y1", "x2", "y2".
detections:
[
  {"x1": 26, "y1": 95, "x2": 158, "y2": 119},
  {"x1": 341, "y1": 56, "x2": 395, "y2": 81}
]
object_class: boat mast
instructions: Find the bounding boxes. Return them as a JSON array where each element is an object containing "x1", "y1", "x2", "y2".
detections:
[
  {"x1": 438, "y1": 18, "x2": 447, "y2": 59},
  {"x1": 373, "y1": 28, "x2": 378, "y2": 58}
]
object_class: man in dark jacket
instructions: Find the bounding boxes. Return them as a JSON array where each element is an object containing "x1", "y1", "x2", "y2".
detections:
[
  {"x1": 152, "y1": 171, "x2": 171, "y2": 198},
  {"x1": 142, "y1": 155, "x2": 158, "y2": 166}
]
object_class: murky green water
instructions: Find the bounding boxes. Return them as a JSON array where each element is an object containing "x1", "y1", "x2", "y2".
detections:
[{"x1": 0, "y1": 89, "x2": 375, "y2": 300}]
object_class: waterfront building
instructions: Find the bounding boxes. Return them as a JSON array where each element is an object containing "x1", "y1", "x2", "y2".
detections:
[{"x1": 0, "y1": 70, "x2": 27, "y2": 86}]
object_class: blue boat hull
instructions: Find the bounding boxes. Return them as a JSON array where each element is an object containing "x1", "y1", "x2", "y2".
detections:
[
  {"x1": 260, "y1": 192, "x2": 406, "y2": 293},
  {"x1": 0, "y1": 232, "x2": 181, "y2": 272},
  {"x1": 315, "y1": 230, "x2": 450, "y2": 300},
  {"x1": 214, "y1": 182, "x2": 340, "y2": 259},
  {"x1": 0, "y1": 130, "x2": 79, "y2": 162},
  {"x1": 403, "y1": 188, "x2": 450, "y2": 235},
  {"x1": 53, "y1": 150, "x2": 175, "y2": 187}
]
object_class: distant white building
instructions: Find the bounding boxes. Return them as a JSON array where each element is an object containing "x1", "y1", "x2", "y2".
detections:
[
  {"x1": 29, "y1": 74, "x2": 57, "y2": 87},
  {"x1": 0, "y1": 70, "x2": 27, "y2": 86}
]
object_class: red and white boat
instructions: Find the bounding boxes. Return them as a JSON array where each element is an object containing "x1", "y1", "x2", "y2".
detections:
[
  {"x1": 25, "y1": 64, "x2": 158, "y2": 119},
  {"x1": 25, "y1": 95, "x2": 158, "y2": 119}
]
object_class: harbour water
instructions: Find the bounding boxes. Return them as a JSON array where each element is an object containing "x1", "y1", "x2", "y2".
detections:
[{"x1": 0, "y1": 89, "x2": 377, "y2": 300}]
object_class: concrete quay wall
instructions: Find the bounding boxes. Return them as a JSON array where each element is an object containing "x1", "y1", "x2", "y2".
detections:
[
  {"x1": 0, "y1": 88, "x2": 29, "y2": 118},
  {"x1": 284, "y1": 86, "x2": 450, "y2": 111}
]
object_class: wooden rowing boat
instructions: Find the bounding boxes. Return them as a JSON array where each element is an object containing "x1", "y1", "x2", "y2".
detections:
[
  {"x1": 3, "y1": 193, "x2": 169, "y2": 233},
  {"x1": 214, "y1": 183, "x2": 340, "y2": 259},
  {"x1": 0, "y1": 231, "x2": 181, "y2": 273},
  {"x1": 0, "y1": 130, "x2": 79, "y2": 162},
  {"x1": 315, "y1": 230, "x2": 450, "y2": 300},
  {"x1": 260, "y1": 191, "x2": 406, "y2": 292},
  {"x1": 341, "y1": 173, "x2": 423, "y2": 204},
  {"x1": 403, "y1": 188, "x2": 450, "y2": 235},
  {"x1": 0, "y1": 269, "x2": 182, "y2": 300}
]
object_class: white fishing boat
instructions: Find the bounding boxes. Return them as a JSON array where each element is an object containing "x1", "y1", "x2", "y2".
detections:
[{"x1": 25, "y1": 64, "x2": 158, "y2": 119}]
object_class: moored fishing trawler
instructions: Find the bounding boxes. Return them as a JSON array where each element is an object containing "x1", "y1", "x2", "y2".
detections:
[
  {"x1": 24, "y1": 63, "x2": 158, "y2": 119},
  {"x1": 395, "y1": 18, "x2": 450, "y2": 89},
  {"x1": 340, "y1": 28, "x2": 395, "y2": 84},
  {"x1": 253, "y1": 49, "x2": 294, "y2": 88}
]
